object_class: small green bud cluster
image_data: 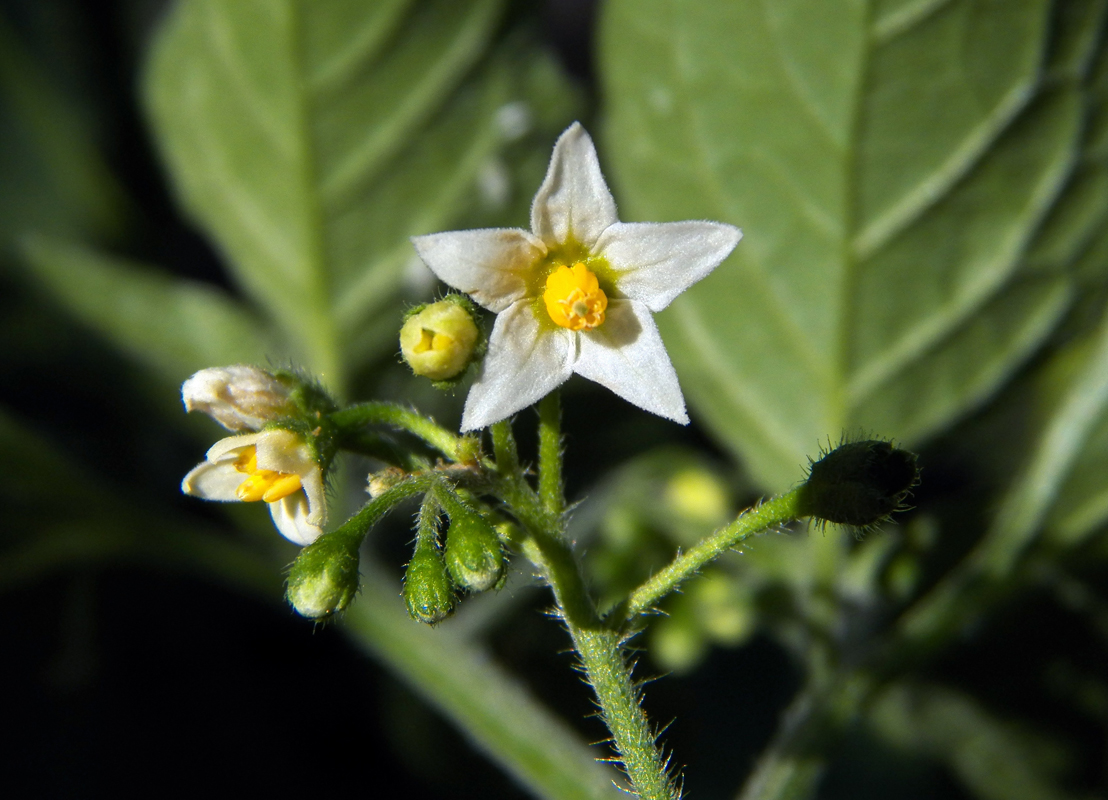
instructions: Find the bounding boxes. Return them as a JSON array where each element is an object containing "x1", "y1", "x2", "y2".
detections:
[
  {"x1": 799, "y1": 439, "x2": 919, "y2": 530},
  {"x1": 402, "y1": 486, "x2": 506, "y2": 625},
  {"x1": 399, "y1": 296, "x2": 484, "y2": 384},
  {"x1": 286, "y1": 531, "x2": 361, "y2": 619}
]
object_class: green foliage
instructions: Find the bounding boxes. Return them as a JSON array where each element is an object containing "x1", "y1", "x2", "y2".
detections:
[
  {"x1": 4, "y1": 1, "x2": 1108, "y2": 799},
  {"x1": 600, "y1": 0, "x2": 1108, "y2": 490},
  {"x1": 144, "y1": 0, "x2": 514, "y2": 388},
  {"x1": 21, "y1": 236, "x2": 274, "y2": 384},
  {"x1": 0, "y1": 15, "x2": 127, "y2": 247}
]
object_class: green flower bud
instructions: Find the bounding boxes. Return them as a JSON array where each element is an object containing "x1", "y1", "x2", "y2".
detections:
[
  {"x1": 404, "y1": 546, "x2": 457, "y2": 624},
  {"x1": 400, "y1": 297, "x2": 482, "y2": 381},
  {"x1": 444, "y1": 502, "x2": 504, "y2": 594},
  {"x1": 286, "y1": 532, "x2": 361, "y2": 619},
  {"x1": 799, "y1": 439, "x2": 919, "y2": 529}
]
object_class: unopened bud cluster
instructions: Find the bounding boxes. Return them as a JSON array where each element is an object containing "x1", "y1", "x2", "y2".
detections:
[{"x1": 403, "y1": 489, "x2": 505, "y2": 625}]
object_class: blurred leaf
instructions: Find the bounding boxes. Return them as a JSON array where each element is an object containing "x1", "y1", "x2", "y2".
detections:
[
  {"x1": 143, "y1": 0, "x2": 514, "y2": 391},
  {"x1": 0, "y1": 13, "x2": 127, "y2": 247},
  {"x1": 1034, "y1": 307, "x2": 1108, "y2": 548},
  {"x1": 346, "y1": 559, "x2": 626, "y2": 800},
  {"x1": 869, "y1": 681, "x2": 1078, "y2": 800},
  {"x1": 20, "y1": 236, "x2": 276, "y2": 385},
  {"x1": 600, "y1": 0, "x2": 1106, "y2": 489}
]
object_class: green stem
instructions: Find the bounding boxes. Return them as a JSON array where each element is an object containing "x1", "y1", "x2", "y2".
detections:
[
  {"x1": 490, "y1": 419, "x2": 520, "y2": 476},
  {"x1": 345, "y1": 558, "x2": 625, "y2": 800},
  {"x1": 415, "y1": 490, "x2": 442, "y2": 549},
  {"x1": 515, "y1": 526, "x2": 677, "y2": 799},
  {"x1": 538, "y1": 392, "x2": 565, "y2": 516},
  {"x1": 329, "y1": 473, "x2": 438, "y2": 547},
  {"x1": 331, "y1": 402, "x2": 467, "y2": 462},
  {"x1": 625, "y1": 489, "x2": 804, "y2": 621},
  {"x1": 501, "y1": 471, "x2": 677, "y2": 800}
]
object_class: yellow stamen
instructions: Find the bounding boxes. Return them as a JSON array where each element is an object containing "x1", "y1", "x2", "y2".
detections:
[
  {"x1": 413, "y1": 328, "x2": 438, "y2": 354},
  {"x1": 543, "y1": 263, "x2": 607, "y2": 331},
  {"x1": 232, "y1": 445, "x2": 303, "y2": 503}
]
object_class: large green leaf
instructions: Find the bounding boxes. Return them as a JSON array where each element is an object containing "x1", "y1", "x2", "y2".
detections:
[
  {"x1": 600, "y1": 0, "x2": 1102, "y2": 488},
  {"x1": 143, "y1": 0, "x2": 511, "y2": 392},
  {"x1": 21, "y1": 236, "x2": 275, "y2": 385}
]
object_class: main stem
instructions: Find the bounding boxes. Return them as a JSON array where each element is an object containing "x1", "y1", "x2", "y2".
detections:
[
  {"x1": 499, "y1": 395, "x2": 678, "y2": 800},
  {"x1": 514, "y1": 525, "x2": 678, "y2": 800}
]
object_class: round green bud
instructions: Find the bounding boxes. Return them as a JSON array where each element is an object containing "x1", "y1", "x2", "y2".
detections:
[
  {"x1": 286, "y1": 533, "x2": 361, "y2": 619},
  {"x1": 400, "y1": 298, "x2": 481, "y2": 381},
  {"x1": 799, "y1": 439, "x2": 919, "y2": 529},
  {"x1": 404, "y1": 546, "x2": 457, "y2": 624},
  {"x1": 444, "y1": 505, "x2": 504, "y2": 594}
]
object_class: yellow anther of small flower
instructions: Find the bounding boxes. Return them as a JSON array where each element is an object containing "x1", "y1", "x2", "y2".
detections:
[
  {"x1": 414, "y1": 328, "x2": 450, "y2": 355},
  {"x1": 543, "y1": 263, "x2": 607, "y2": 331},
  {"x1": 232, "y1": 445, "x2": 303, "y2": 503}
]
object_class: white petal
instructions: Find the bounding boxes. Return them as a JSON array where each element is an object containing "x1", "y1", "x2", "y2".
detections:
[
  {"x1": 299, "y1": 463, "x2": 327, "y2": 527},
  {"x1": 575, "y1": 300, "x2": 689, "y2": 424},
  {"x1": 181, "y1": 460, "x2": 246, "y2": 501},
  {"x1": 596, "y1": 221, "x2": 742, "y2": 312},
  {"x1": 269, "y1": 492, "x2": 323, "y2": 546},
  {"x1": 182, "y1": 366, "x2": 293, "y2": 431},
  {"x1": 530, "y1": 122, "x2": 619, "y2": 249},
  {"x1": 254, "y1": 428, "x2": 315, "y2": 476},
  {"x1": 411, "y1": 229, "x2": 545, "y2": 313},
  {"x1": 205, "y1": 432, "x2": 262, "y2": 462},
  {"x1": 461, "y1": 300, "x2": 575, "y2": 431}
]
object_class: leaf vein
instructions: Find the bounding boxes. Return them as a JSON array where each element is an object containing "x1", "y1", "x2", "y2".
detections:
[{"x1": 852, "y1": 80, "x2": 1034, "y2": 261}]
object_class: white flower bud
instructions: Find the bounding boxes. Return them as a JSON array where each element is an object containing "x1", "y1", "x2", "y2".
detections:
[
  {"x1": 399, "y1": 300, "x2": 481, "y2": 382},
  {"x1": 182, "y1": 365, "x2": 295, "y2": 431}
]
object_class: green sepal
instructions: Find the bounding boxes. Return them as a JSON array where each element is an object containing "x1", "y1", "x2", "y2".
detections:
[
  {"x1": 441, "y1": 491, "x2": 505, "y2": 593},
  {"x1": 404, "y1": 544, "x2": 458, "y2": 625},
  {"x1": 286, "y1": 531, "x2": 361, "y2": 619}
]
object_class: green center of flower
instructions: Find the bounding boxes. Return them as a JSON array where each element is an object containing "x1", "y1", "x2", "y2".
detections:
[
  {"x1": 542, "y1": 263, "x2": 608, "y2": 330},
  {"x1": 233, "y1": 445, "x2": 302, "y2": 503}
]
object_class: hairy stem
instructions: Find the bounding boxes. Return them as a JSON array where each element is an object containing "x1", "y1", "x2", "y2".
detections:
[
  {"x1": 490, "y1": 419, "x2": 520, "y2": 477},
  {"x1": 499, "y1": 430, "x2": 678, "y2": 800},
  {"x1": 625, "y1": 489, "x2": 804, "y2": 621},
  {"x1": 538, "y1": 391, "x2": 565, "y2": 516},
  {"x1": 331, "y1": 402, "x2": 468, "y2": 461}
]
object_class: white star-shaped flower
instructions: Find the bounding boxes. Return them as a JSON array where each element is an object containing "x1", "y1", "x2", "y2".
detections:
[
  {"x1": 412, "y1": 122, "x2": 741, "y2": 431},
  {"x1": 181, "y1": 428, "x2": 326, "y2": 546}
]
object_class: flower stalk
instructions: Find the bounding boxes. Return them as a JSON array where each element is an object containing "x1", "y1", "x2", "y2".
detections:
[
  {"x1": 330, "y1": 402, "x2": 473, "y2": 463},
  {"x1": 537, "y1": 391, "x2": 565, "y2": 516},
  {"x1": 624, "y1": 489, "x2": 804, "y2": 621}
]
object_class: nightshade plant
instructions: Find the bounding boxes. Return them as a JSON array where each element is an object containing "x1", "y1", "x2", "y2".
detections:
[
  {"x1": 182, "y1": 123, "x2": 915, "y2": 800},
  {"x1": 6, "y1": 2, "x2": 1108, "y2": 799}
]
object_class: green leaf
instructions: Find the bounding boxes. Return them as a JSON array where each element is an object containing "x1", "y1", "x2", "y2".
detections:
[
  {"x1": 600, "y1": 0, "x2": 1097, "y2": 489},
  {"x1": 1030, "y1": 306, "x2": 1108, "y2": 548},
  {"x1": 0, "y1": 13, "x2": 127, "y2": 247},
  {"x1": 20, "y1": 236, "x2": 275, "y2": 384},
  {"x1": 143, "y1": 0, "x2": 511, "y2": 392},
  {"x1": 345, "y1": 559, "x2": 625, "y2": 800}
]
